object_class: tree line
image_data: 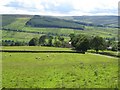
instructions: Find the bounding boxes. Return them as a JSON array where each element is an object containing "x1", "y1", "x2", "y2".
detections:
[
  {"x1": 1, "y1": 34, "x2": 119, "y2": 53},
  {"x1": 2, "y1": 40, "x2": 27, "y2": 46},
  {"x1": 69, "y1": 34, "x2": 119, "y2": 53},
  {"x1": 28, "y1": 34, "x2": 119, "y2": 53},
  {"x1": 28, "y1": 35, "x2": 71, "y2": 48}
]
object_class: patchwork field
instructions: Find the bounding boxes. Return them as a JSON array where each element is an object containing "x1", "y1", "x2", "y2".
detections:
[
  {"x1": 2, "y1": 15, "x2": 118, "y2": 43},
  {"x1": 2, "y1": 46, "x2": 118, "y2": 88}
]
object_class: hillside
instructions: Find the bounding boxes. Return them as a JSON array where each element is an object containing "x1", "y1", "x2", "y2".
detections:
[
  {"x1": 1, "y1": 14, "x2": 118, "y2": 42},
  {"x1": 2, "y1": 14, "x2": 32, "y2": 30},
  {"x1": 2, "y1": 15, "x2": 118, "y2": 29},
  {"x1": 2, "y1": 14, "x2": 32, "y2": 27},
  {"x1": 26, "y1": 15, "x2": 85, "y2": 30},
  {"x1": 56, "y1": 16, "x2": 118, "y2": 28}
]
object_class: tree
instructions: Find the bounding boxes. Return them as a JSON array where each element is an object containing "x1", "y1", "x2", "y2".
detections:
[
  {"x1": 58, "y1": 36, "x2": 64, "y2": 42},
  {"x1": 75, "y1": 37, "x2": 89, "y2": 53},
  {"x1": 54, "y1": 41, "x2": 61, "y2": 47},
  {"x1": 58, "y1": 36, "x2": 64, "y2": 47},
  {"x1": 48, "y1": 36, "x2": 53, "y2": 46},
  {"x1": 39, "y1": 35, "x2": 47, "y2": 45},
  {"x1": 69, "y1": 33, "x2": 75, "y2": 41},
  {"x1": 29, "y1": 38, "x2": 39, "y2": 46},
  {"x1": 111, "y1": 41, "x2": 118, "y2": 51},
  {"x1": 15, "y1": 41, "x2": 22, "y2": 46},
  {"x1": 70, "y1": 34, "x2": 90, "y2": 53},
  {"x1": 91, "y1": 36, "x2": 106, "y2": 53}
]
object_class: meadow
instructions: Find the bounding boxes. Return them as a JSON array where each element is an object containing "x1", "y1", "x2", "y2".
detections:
[
  {"x1": 2, "y1": 26, "x2": 117, "y2": 43},
  {"x1": 2, "y1": 15, "x2": 118, "y2": 43},
  {"x1": 2, "y1": 46, "x2": 72, "y2": 51},
  {"x1": 2, "y1": 46, "x2": 118, "y2": 88}
]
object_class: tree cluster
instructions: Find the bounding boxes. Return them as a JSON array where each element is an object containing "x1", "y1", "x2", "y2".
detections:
[
  {"x1": 28, "y1": 35, "x2": 70, "y2": 48},
  {"x1": 69, "y1": 34, "x2": 114, "y2": 53},
  {"x1": 2, "y1": 40, "x2": 27, "y2": 46}
]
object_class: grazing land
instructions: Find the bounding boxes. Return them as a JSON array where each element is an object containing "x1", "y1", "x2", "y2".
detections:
[
  {"x1": 1, "y1": 15, "x2": 118, "y2": 43},
  {"x1": 2, "y1": 46, "x2": 118, "y2": 88},
  {"x1": 2, "y1": 46, "x2": 72, "y2": 51}
]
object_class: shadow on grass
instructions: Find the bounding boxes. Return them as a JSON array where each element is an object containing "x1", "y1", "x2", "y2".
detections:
[{"x1": 0, "y1": 50, "x2": 86, "y2": 54}]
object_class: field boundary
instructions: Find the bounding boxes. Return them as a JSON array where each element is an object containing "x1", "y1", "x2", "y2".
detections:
[
  {"x1": 1, "y1": 49, "x2": 119, "y2": 58},
  {"x1": 0, "y1": 50, "x2": 80, "y2": 53}
]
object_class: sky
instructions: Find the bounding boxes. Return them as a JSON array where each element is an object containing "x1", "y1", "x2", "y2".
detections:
[{"x1": 0, "y1": 0, "x2": 119, "y2": 16}]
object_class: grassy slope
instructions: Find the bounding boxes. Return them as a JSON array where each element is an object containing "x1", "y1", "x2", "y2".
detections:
[
  {"x1": 83, "y1": 26, "x2": 117, "y2": 38},
  {"x1": 2, "y1": 30, "x2": 70, "y2": 42},
  {"x1": 2, "y1": 15, "x2": 17, "y2": 26},
  {"x1": 2, "y1": 15, "x2": 118, "y2": 42},
  {"x1": 24, "y1": 26, "x2": 118, "y2": 38},
  {"x1": 4, "y1": 17, "x2": 31, "y2": 30},
  {"x1": 2, "y1": 15, "x2": 32, "y2": 27},
  {"x1": 2, "y1": 25, "x2": 117, "y2": 42},
  {"x1": 58, "y1": 16, "x2": 118, "y2": 27},
  {"x1": 23, "y1": 27, "x2": 75, "y2": 36},
  {"x1": 26, "y1": 15, "x2": 84, "y2": 29},
  {"x1": 2, "y1": 51, "x2": 118, "y2": 88},
  {"x1": 2, "y1": 30, "x2": 42, "y2": 42}
]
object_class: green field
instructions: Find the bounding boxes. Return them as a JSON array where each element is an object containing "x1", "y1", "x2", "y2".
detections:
[
  {"x1": 2, "y1": 46, "x2": 72, "y2": 51},
  {"x1": 2, "y1": 46, "x2": 118, "y2": 88},
  {"x1": 2, "y1": 26, "x2": 117, "y2": 42},
  {"x1": 4, "y1": 17, "x2": 31, "y2": 30},
  {"x1": 2, "y1": 30, "x2": 43, "y2": 42},
  {"x1": 2, "y1": 15, "x2": 118, "y2": 42},
  {"x1": 1, "y1": 15, "x2": 119, "y2": 88}
]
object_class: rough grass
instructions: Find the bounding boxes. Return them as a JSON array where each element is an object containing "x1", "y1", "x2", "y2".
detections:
[{"x1": 2, "y1": 47, "x2": 118, "y2": 88}]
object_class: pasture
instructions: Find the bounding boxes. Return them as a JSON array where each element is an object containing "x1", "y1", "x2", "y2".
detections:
[
  {"x1": 2, "y1": 16, "x2": 118, "y2": 43},
  {"x1": 2, "y1": 46, "x2": 118, "y2": 88}
]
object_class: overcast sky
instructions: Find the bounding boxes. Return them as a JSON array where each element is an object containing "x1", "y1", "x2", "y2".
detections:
[{"x1": 0, "y1": 0, "x2": 119, "y2": 16}]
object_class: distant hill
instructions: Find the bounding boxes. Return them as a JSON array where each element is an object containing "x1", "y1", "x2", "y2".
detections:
[
  {"x1": 25, "y1": 15, "x2": 84, "y2": 30},
  {"x1": 2, "y1": 14, "x2": 32, "y2": 27},
  {"x1": 2, "y1": 14, "x2": 32, "y2": 30},
  {"x1": 1, "y1": 14, "x2": 118, "y2": 42},
  {"x1": 2, "y1": 14, "x2": 118, "y2": 29},
  {"x1": 56, "y1": 16, "x2": 118, "y2": 28}
]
